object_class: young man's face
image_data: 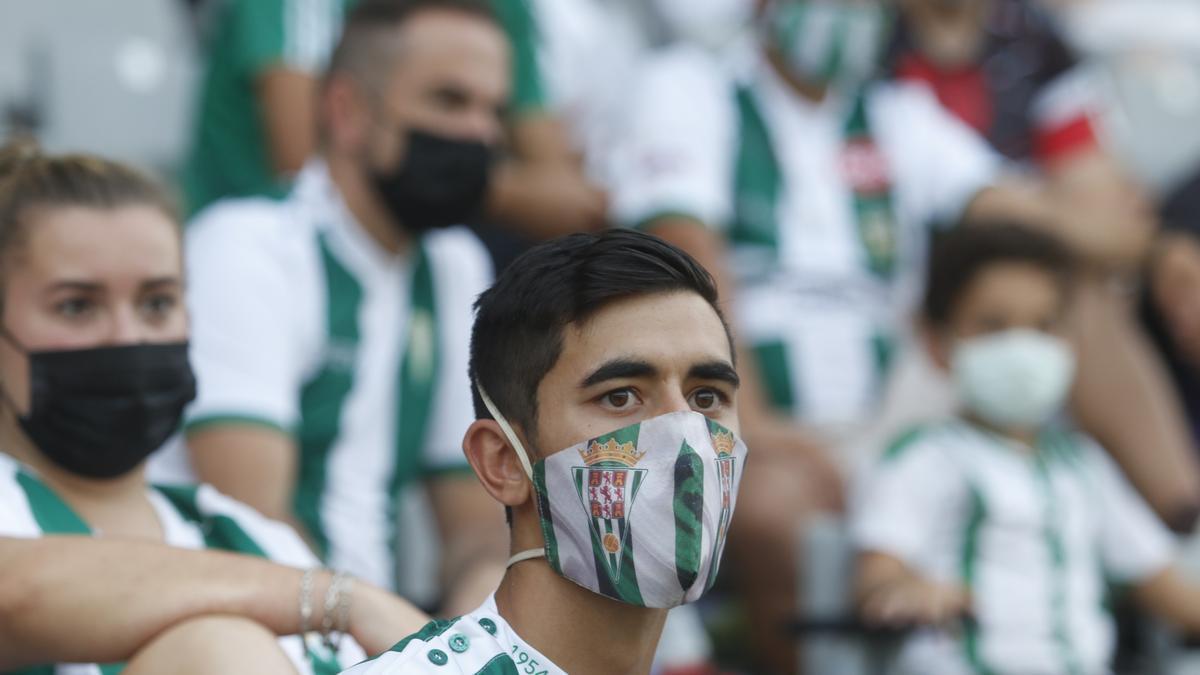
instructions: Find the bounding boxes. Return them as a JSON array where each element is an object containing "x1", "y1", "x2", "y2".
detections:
[
  {"x1": 931, "y1": 261, "x2": 1066, "y2": 367},
  {"x1": 531, "y1": 291, "x2": 740, "y2": 459}
]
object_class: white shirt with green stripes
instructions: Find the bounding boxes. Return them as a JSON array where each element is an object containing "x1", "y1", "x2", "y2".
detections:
[
  {"x1": 342, "y1": 594, "x2": 566, "y2": 674},
  {"x1": 153, "y1": 159, "x2": 493, "y2": 597},
  {"x1": 0, "y1": 452, "x2": 366, "y2": 674},
  {"x1": 851, "y1": 420, "x2": 1175, "y2": 675},
  {"x1": 611, "y1": 44, "x2": 1000, "y2": 430}
]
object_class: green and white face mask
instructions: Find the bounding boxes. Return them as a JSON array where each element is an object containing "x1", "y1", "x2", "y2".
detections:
[
  {"x1": 761, "y1": 0, "x2": 890, "y2": 90},
  {"x1": 479, "y1": 387, "x2": 748, "y2": 609}
]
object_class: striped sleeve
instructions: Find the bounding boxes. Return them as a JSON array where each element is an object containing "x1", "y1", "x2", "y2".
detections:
[
  {"x1": 1084, "y1": 440, "x2": 1175, "y2": 583},
  {"x1": 233, "y1": 0, "x2": 344, "y2": 74},
  {"x1": 850, "y1": 428, "x2": 970, "y2": 566},
  {"x1": 421, "y1": 228, "x2": 494, "y2": 474}
]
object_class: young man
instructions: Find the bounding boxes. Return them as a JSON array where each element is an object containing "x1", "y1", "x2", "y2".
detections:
[
  {"x1": 346, "y1": 229, "x2": 749, "y2": 673},
  {"x1": 852, "y1": 224, "x2": 1200, "y2": 673},
  {"x1": 171, "y1": 0, "x2": 508, "y2": 613}
]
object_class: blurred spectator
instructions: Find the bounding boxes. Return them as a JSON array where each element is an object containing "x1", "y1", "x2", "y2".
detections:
[
  {"x1": 179, "y1": 0, "x2": 507, "y2": 616},
  {"x1": 0, "y1": 141, "x2": 421, "y2": 671},
  {"x1": 853, "y1": 224, "x2": 1200, "y2": 674},
  {"x1": 890, "y1": 0, "x2": 1200, "y2": 528},
  {"x1": 611, "y1": 0, "x2": 1198, "y2": 670},
  {"x1": 1144, "y1": 169, "x2": 1200, "y2": 444},
  {"x1": 463, "y1": 0, "x2": 608, "y2": 272},
  {"x1": 181, "y1": 0, "x2": 346, "y2": 215}
]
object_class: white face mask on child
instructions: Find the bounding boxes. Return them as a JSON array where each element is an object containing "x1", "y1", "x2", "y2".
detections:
[{"x1": 951, "y1": 329, "x2": 1076, "y2": 430}]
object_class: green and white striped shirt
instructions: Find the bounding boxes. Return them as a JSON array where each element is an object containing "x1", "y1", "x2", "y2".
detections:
[
  {"x1": 166, "y1": 160, "x2": 492, "y2": 597},
  {"x1": 851, "y1": 420, "x2": 1175, "y2": 675},
  {"x1": 613, "y1": 44, "x2": 999, "y2": 429},
  {"x1": 0, "y1": 453, "x2": 365, "y2": 675},
  {"x1": 343, "y1": 594, "x2": 566, "y2": 674}
]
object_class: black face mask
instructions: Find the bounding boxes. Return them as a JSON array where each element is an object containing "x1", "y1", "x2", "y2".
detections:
[
  {"x1": 4, "y1": 339, "x2": 197, "y2": 479},
  {"x1": 369, "y1": 128, "x2": 493, "y2": 236}
]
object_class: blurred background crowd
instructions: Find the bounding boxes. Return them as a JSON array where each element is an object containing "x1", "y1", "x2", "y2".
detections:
[{"x1": 7, "y1": 0, "x2": 1200, "y2": 673}]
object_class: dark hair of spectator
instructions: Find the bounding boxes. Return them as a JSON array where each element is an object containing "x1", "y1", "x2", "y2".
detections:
[
  {"x1": 324, "y1": 0, "x2": 497, "y2": 93},
  {"x1": 0, "y1": 140, "x2": 178, "y2": 304},
  {"x1": 470, "y1": 229, "x2": 734, "y2": 442},
  {"x1": 923, "y1": 223, "x2": 1076, "y2": 327}
]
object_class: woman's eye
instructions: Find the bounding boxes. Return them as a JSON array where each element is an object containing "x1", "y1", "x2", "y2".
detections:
[
  {"x1": 602, "y1": 389, "x2": 638, "y2": 410},
  {"x1": 55, "y1": 298, "x2": 93, "y2": 318},
  {"x1": 142, "y1": 294, "x2": 178, "y2": 317}
]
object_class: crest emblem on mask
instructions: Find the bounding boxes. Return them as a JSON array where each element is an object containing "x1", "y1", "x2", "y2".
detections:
[{"x1": 574, "y1": 432, "x2": 647, "y2": 585}]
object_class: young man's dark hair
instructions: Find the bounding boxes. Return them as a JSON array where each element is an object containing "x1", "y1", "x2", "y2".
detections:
[
  {"x1": 470, "y1": 229, "x2": 735, "y2": 437},
  {"x1": 923, "y1": 223, "x2": 1077, "y2": 326}
]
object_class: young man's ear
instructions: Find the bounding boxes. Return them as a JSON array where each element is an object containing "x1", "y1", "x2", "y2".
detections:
[
  {"x1": 463, "y1": 420, "x2": 533, "y2": 509},
  {"x1": 920, "y1": 318, "x2": 953, "y2": 373}
]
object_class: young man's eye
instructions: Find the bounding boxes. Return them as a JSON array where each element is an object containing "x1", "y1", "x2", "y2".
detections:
[
  {"x1": 601, "y1": 389, "x2": 638, "y2": 410},
  {"x1": 689, "y1": 388, "x2": 724, "y2": 412}
]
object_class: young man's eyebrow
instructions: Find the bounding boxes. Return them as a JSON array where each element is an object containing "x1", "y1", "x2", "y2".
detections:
[
  {"x1": 580, "y1": 358, "x2": 658, "y2": 388},
  {"x1": 688, "y1": 361, "x2": 740, "y2": 388}
]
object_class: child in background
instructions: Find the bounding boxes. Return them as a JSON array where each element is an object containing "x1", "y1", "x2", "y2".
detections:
[{"x1": 851, "y1": 224, "x2": 1200, "y2": 674}]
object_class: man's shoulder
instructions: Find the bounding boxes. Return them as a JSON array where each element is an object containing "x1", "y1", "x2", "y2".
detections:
[
  {"x1": 343, "y1": 614, "x2": 520, "y2": 674},
  {"x1": 185, "y1": 191, "x2": 323, "y2": 280}
]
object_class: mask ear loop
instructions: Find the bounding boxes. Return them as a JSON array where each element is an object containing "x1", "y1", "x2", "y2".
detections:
[
  {"x1": 476, "y1": 383, "x2": 534, "y2": 480},
  {"x1": 475, "y1": 382, "x2": 546, "y2": 568}
]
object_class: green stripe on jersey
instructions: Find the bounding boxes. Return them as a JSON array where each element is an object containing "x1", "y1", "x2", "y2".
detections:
[
  {"x1": 388, "y1": 243, "x2": 440, "y2": 591},
  {"x1": 751, "y1": 340, "x2": 796, "y2": 413},
  {"x1": 16, "y1": 471, "x2": 90, "y2": 535},
  {"x1": 295, "y1": 232, "x2": 364, "y2": 559},
  {"x1": 960, "y1": 485, "x2": 994, "y2": 675},
  {"x1": 155, "y1": 485, "x2": 268, "y2": 556},
  {"x1": 731, "y1": 87, "x2": 782, "y2": 253},
  {"x1": 1033, "y1": 454, "x2": 1082, "y2": 675}
]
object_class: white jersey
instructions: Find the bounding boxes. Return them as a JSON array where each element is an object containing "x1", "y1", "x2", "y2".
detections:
[
  {"x1": 851, "y1": 420, "x2": 1175, "y2": 675},
  {"x1": 0, "y1": 453, "x2": 366, "y2": 675},
  {"x1": 342, "y1": 594, "x2": 566, "y2": 674},
  {"x1": 170, "y1": 159, "x2": 492, "y2": 593},
  {"x1": 611, "y1": 45, "x2": 999, "y2": 427}
]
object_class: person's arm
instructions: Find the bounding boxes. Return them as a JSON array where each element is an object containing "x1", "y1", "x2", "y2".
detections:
[
  {"x1": 486, "y1": 114, "x2": 608, "y2": 239},
  {"x1": 0, "y1": 536, "x2": 427, "y2": 669},
  {"x1": 232, "y1": 0, "x2": 337, "y2": 179},
  {"x1": 855, "y1": 550, "x2": 970, "y2": 628},
  {"x1": 426, "y1": 475, "x2": 508, "y2": 617},
  {"x1": 187, "y1": 425, "x2": 303, "y2": 533},
  {"x1": 963, "y1": 162, "x2": 1155, "y2": 273},
  {"x1": 256, "y1": 68, "x2": 318, "y2": 177},
  {"x1": 1067, "y1": 282, "x2": 1200, "y2": 529},
  {"x1": 1133, "y1": 566, "x2": 1200, "y2": 633}
]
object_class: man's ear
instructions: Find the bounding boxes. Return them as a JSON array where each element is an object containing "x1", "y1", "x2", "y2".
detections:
[
  {"x1": 921, "y1": 318, "x2": 954, "y2": 373},
  {"x1": 463, "y1": 420, "x2": 533, "y2": 509}
]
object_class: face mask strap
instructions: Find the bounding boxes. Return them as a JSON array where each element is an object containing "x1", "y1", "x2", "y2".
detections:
[
  {"x1": 506, "y1": 548, "x2": 546, "y2": 568},
  {"x1": 476, "y1": 382, "x2": 535, "y2": 480}
]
